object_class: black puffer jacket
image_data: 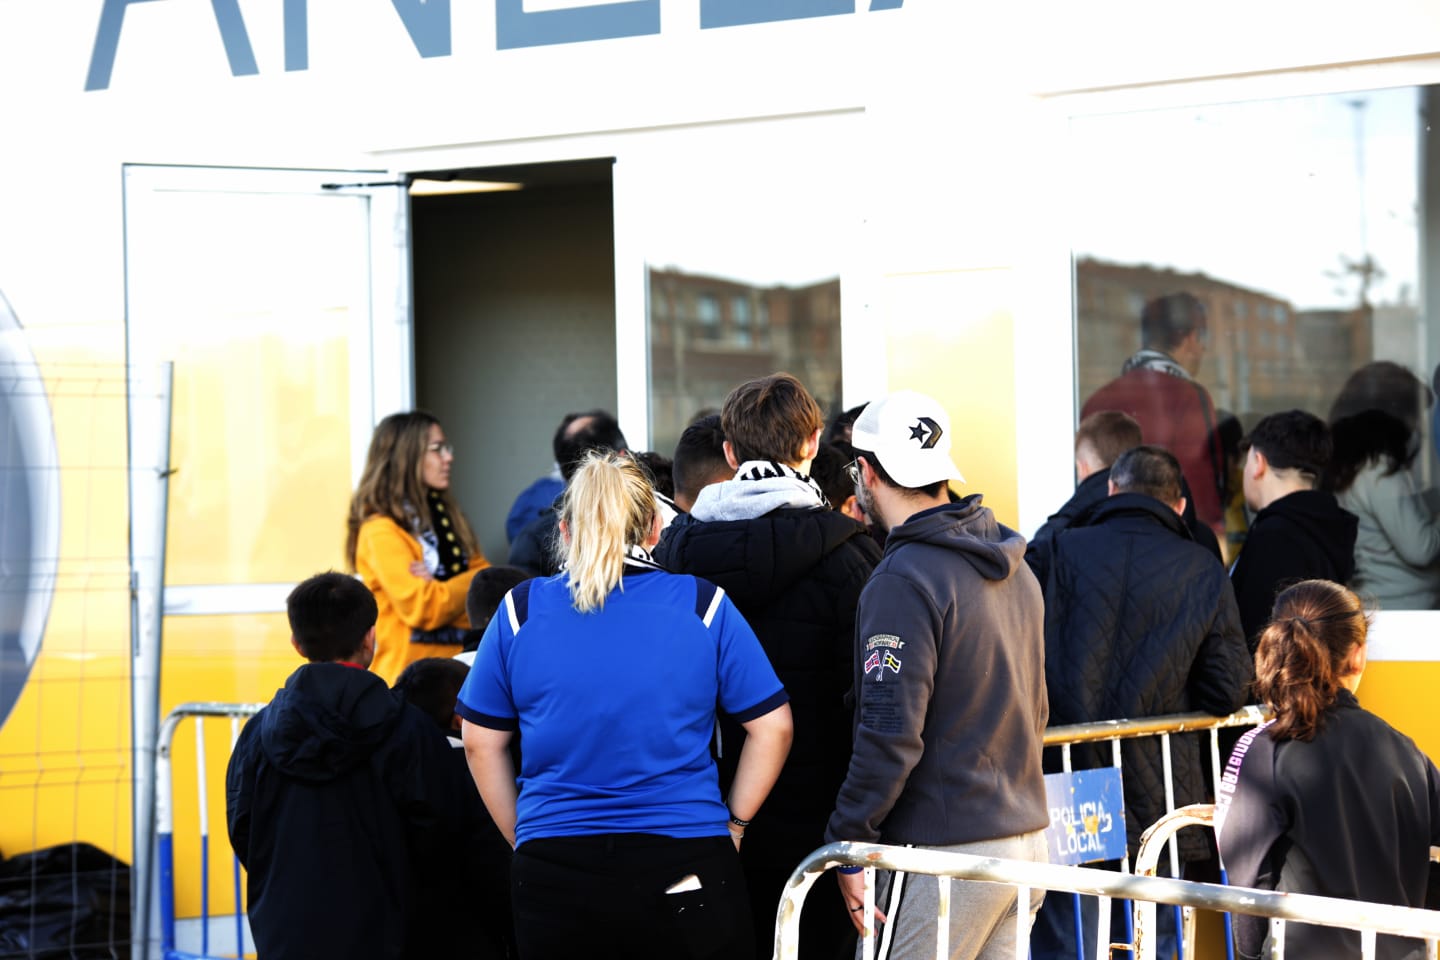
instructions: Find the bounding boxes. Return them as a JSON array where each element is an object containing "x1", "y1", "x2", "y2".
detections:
[
  {"x1": 655, "y1": 503, "x2": 880, "y2": 960},
  {"x1": 1043, "y1": 493, "x2": 1252, "y2": 860},
  {"x1": 656, "y1": 506, "x2": 880, "y2": 822},
  {"x1": 226, "y1": 663, "x2": 464, "y2": 960},
  {"x1": 1229, "y1": 489, "x2": 1357, "y2": 649}
]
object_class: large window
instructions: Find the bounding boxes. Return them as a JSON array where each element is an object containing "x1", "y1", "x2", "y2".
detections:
[
  {"x1": 1073, "y1": 85, "x2": 1440, "y2": 608},
  {"x1": 640, "y1": 115, "x2": 854, "y2": 459}
]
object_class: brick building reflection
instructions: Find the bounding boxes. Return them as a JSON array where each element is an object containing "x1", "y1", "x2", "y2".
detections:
[
  {"x1": 648, "y1": 267, "x2": 842, "y2": 455},
  {"x1": 1075, "y1": 257, "x2": 1403, "y2": 426}
]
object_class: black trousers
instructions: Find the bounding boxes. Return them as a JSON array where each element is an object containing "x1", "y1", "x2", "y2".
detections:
[{"x1": 511, "y1": 833, "x2": 754, "y2": 960}]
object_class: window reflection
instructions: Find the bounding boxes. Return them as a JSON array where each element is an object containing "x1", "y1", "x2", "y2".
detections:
[
  {"x1": 638, "y1": 116, "x2": 855, "y2": 461},
  {"x1": 1072, "y1": 84, "x2": 1440, "y2": 608},
  {"x1": 649, "y1": 268, "x2": 841, "y2": 457}
]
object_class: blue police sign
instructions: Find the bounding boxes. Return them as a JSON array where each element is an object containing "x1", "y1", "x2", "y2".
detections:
[{"x1": 1043, "y1": 768, "x2": 1127, "y2": 865}]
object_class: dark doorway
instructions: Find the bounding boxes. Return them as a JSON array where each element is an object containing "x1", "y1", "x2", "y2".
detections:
[{"x1": 411, "y1": 159, "x2": 617, "y2": 564}]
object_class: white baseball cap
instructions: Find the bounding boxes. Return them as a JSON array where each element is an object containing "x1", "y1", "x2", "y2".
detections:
[{"x1": 850, "y1": 390, "x2": 965, "y2": 489}]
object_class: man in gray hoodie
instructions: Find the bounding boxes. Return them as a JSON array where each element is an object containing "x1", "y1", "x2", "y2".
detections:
[{"x1": 827, "y1": 390, "x2": 1050, "y2": 960}]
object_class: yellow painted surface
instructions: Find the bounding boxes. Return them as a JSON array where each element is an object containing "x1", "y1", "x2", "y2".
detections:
[
  {"x1": 881, "y1": 269, "x2": 1020, "y2": 529},
  {"x1": 149, "y1": 303, "x2": 357, "y2": 917},
  {"x1": 160, "y1": 614, "x2": 298, "y2": 918},
  {"x1": 2, "y1": 315, "x2": 356, "y2": 915},
  {"x1": 1356, "y1": 662, "x2": 1440, "y2": 764},
  {"x1": 0, "y1": 345, "x2": 134, "y2": 864},
  {"x1": 165, "y1": 327, "x2": 354, "y2": 585}
]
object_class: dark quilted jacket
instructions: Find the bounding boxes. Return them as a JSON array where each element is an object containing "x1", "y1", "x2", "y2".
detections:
[{"x1": 1043, "y1": 493, "x2": 1252, "y2": 861}]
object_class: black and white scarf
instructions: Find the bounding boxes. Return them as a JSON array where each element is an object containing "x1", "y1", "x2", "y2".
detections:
[
  {"x1": 623, "y1": 544, "x2": 665, "y2": 572},
  {"x1": 418, "y1": 489, "x2": 468, "y2": 581},
  {"x1": 690, "y1": 460, "x2": 828, "y2": 522},
  {"x1": 1121, "y1": 348, "x2": 1190, "y2": 380}
]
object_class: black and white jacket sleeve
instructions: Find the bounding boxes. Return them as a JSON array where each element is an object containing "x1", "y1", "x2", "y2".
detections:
[{"x1": 1214, "y1": 722, "x2": 1283, "y2": 960}]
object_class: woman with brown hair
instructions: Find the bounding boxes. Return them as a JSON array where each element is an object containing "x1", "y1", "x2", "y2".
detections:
[
  {"x1": 347, "y1": 411, "x2": 487, "y2": 684},
  {"x1": 1216, "y1": 580, "x2": 1440, "y2": 959}
]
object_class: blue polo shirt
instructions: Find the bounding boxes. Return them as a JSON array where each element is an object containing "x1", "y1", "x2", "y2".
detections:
[{"x1": 456, "y1": 564, "x2": 787, "y2": 847}]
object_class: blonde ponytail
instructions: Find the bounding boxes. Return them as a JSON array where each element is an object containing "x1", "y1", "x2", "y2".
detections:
[{"x1": 562, "y1": 451, "x2": 657, "y2": 613}]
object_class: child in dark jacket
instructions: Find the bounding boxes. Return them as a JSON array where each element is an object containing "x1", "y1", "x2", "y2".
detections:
[{"x1": 225, "y1": 572, "x2": 467, "y2": 960}]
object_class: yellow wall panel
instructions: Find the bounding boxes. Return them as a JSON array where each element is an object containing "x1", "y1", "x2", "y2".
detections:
[
  {"x1": 0, "y1": 343, "x2": 134, "y2": 864},
  {"x1": 1356, "y1": 662, "x2": 1440, "y2": 763},
  {"x1": 165, "y1": 331, "x2": 353, "y2": 586},
  {"x1": 882, "y1": 269, "x2": 1020, "y2": 529}
]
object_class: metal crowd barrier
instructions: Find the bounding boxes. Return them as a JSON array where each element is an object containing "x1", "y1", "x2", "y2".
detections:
[
  {"x1": 1132, "y1": 805, "x2": 1215, "y2": 959},
  {"x1": 156, "y1": 702, "x2": 265, "y2": 960},
  {"x1": 1041, "y1": 706, "x2": 1271, "y2": 960},
  {"x1": 774, "y1": 842, "x2": 1440, "y2": 960},
  {"x1": 1133, "y1": 804, "x2": 1440, "y2": 960}
]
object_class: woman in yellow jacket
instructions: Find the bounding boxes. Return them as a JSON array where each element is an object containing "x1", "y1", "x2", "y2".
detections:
[{"x1": 346, "y1": 411, "x2": 487, "y2": 684}]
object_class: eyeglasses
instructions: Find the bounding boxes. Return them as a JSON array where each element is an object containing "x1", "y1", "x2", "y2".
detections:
[
  {"x1": 845, "y1": 458, "x2": 861, "y2": 485},
  {"x1": 427, "y1": 441, "x2": 455, "y2": 456}
]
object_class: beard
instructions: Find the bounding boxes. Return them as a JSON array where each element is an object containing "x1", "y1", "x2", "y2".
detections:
[{"x1": 854, "y1": 479, "x2": 887, "y2": 534}]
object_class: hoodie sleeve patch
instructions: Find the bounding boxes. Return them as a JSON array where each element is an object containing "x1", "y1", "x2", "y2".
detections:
[{"x1": 863, "y1": 635, "x2": 905, "y2": 681}]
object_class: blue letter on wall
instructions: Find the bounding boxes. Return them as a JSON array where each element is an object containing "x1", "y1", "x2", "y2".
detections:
[
  {"x1": 495, "y1": 0, "x2": 659, "y2": 51},
  {"x1": 209, "y1": 0, "x2": 260, "y2": 77},
  {"x1": 284, "y1": 0, "x2": 449, "y2": 71},
  {"x1": 86, "y1": 0, "x2": 258, "y2": 91},
  {"x1": 700, "y1": 0, "x2": 850, "y2": 29},
  {"x1": 284, "y1": 0, "x2": 308, "y2": 71},
  {"x1": 700, "y1": 0, "x2": 901, "y2": 28},
  {"x1": 391, "y1": 0, "x2": 452, "y2": 58},
  {"x1": 86, "y1": 0, "x2": 162, "y2": 91}
]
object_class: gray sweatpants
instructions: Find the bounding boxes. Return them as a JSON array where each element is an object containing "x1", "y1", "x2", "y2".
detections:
[{"x1": 859, "y1": 830, "x2": 1048, "y2": 960}]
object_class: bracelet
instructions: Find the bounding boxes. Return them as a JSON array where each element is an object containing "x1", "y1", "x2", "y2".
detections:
[
  {"x1": 729, "y1": 813, "x2": 751, "y2": 829},
  {"x1": 837, "y1": 865, "x2": 865, "y2": 875}
]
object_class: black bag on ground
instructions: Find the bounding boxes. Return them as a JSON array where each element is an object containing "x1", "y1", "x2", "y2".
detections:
[{"x1": 0, "y1": 843, "x2": 130, "y2": 959}]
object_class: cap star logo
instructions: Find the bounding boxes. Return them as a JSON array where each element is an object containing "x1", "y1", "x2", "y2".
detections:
[{"x1": 908, "y1": 417, "x2": 943, "y2": 450}]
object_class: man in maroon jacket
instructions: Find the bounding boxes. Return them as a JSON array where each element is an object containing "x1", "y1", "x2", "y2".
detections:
[{"x1": 1082, "y1": 292, "x2": 1226, "y2": 541}]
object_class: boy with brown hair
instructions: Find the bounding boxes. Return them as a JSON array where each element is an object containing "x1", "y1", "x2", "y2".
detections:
[
  {"x1": 720, "y1": 371, "x2": 825, "y2": 467},
  {"x1": 655, "y1": 372, "x2": 880, "y2": 960}
]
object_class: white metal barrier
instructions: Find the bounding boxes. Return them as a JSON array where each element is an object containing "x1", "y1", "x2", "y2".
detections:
[
  {"x1": 1133, "y1": 804, "x2": 1440, "y2": 960},
  {"x1": 155, "y1": 702, "x2": 265, "y2": 960},
  {"x1": 774, "y1": 842, "x2": 1440, "y2": 960},
  {"x1": 1041, "y1": 706, "x2": 1269, "y2": 960},
  {"x1": 1132, "y1": 805, "x2": 1214, "y2": 960}
]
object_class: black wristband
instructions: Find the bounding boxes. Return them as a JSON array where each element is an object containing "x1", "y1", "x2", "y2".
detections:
[{"x1": 729, "y1": 813, "x2": 751, "y2": 829}]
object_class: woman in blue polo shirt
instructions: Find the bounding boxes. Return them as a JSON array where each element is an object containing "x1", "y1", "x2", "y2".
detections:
[{"x1": 458, "y1": 450, "x2": 793, "y2": 960}]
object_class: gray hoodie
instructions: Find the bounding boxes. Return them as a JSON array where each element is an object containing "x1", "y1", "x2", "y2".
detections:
[{"x1": 825, "y1": 495, "x2": 1050, "y2": 847}]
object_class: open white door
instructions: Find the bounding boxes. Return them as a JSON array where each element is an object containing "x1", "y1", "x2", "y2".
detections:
[{"x1": 121, "y1": 164, "x2": 412, "y2": 958}]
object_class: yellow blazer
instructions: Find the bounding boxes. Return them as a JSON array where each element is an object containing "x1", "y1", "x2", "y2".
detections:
[{"x1": 355, "y1": 515, "x2": 486, "y2": 684}]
